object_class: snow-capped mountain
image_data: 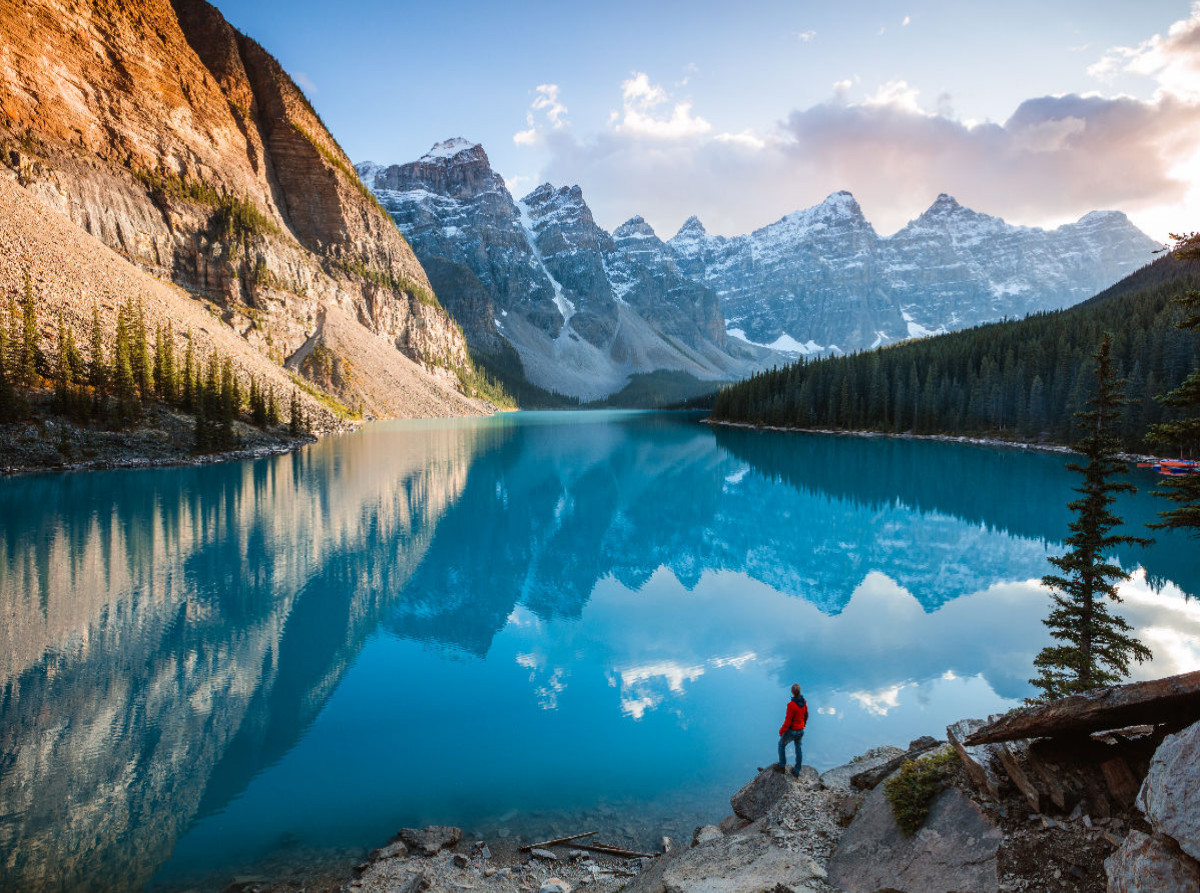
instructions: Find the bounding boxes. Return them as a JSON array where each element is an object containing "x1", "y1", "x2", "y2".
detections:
[
  {"x1": 358, "y1": 140, "x2": 777, "y2": 400},
  {"x1": 669, "y1": 191, "x2": 1160, "y2": 354}
]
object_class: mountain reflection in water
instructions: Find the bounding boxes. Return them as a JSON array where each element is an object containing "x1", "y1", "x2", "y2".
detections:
[{"x1": 0, "y1": 411, "x2": 1196, "y2": 891}]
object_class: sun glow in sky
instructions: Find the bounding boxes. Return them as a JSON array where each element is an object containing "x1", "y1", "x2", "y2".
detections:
[{"x1": 215, "y1": 0, "x2": 1200, "y2": 241}]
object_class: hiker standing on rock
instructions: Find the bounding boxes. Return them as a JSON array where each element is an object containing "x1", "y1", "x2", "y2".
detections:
[{"x1": 777, "y1": 683, "x2": 808, "y2": 777}]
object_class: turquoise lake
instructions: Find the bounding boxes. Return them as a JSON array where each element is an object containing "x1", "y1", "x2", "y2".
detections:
[{"x1": 1, "y1": 410, "x2": 1197, "y2": 891}]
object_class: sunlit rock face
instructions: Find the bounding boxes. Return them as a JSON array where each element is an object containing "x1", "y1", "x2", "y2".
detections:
[
  {"x1": 668, "y1": 193, "x2": 1160, "y2": 354},
  {"x1": 359, "y1": 143, "x2": 777, "y2": 400}
]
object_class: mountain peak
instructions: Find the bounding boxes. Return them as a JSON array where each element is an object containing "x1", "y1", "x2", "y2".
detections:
[
  {"x1": 676, "y1": 215, "x2": 707, "y2": 237},
  {"x1": 420, "y1": 138, "x2": 484, "y2": 162},
  {"x1": 817, "y1": 190, "x2": 865, "y2": 218},
  {"x1": 614, "y1": 215, "x2": 658, "y2": 241},
  {"x1": 1075, "y1": 209, "x2": 1130, "y2": 226}
]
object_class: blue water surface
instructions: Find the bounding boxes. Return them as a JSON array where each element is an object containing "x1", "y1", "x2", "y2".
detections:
[{"x1": 1, "y1": 410, "x2": 1197, "y2": 891}]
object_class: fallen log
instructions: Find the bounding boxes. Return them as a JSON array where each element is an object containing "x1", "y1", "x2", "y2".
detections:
[
  {"x1": 850, "y1": 737, "x2": 942, "y2": 790},
  {"x1": 965, "y1": 670, "x2": 1200, "y2": 745},
  {"x1": 520, "y1": 831, "x2": 598, "y2": 852}
]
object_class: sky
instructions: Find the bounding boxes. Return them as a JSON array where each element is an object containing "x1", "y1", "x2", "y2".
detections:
[{"x1": 213, "y1": 0, "x2": 1200, "y2": 241}]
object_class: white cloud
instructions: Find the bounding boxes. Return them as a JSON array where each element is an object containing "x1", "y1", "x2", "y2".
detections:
[
  {"x1": 513, "y1": 83, "x2": 568, "y2": 146},
  {"x1": 862, "y1": 79, "x2": 927, "y2": 115},
  {"x1": 613, "y1": 72, "x2": 712, "y2": 140},
  {"x1": 1089, "y1": 2, "x2": 1200, "y2": 101},
  {"x1": 797, "y1": 30, "x2": 816, "y2": 42},
  {"x1": 902, "y1": 15, "x2": 911, "y2": 26}
]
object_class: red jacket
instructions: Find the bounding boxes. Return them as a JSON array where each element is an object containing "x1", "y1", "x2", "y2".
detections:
[{"x1": 779, "y1": 696, "x2": 808, "y2": 735}]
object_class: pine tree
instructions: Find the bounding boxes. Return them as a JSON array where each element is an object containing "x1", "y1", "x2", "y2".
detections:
[
  {"x1": 18, "y1": 273, "x2": 39, "y2": 388},
  {"x1": 54, "y1": 313, "x2": 73, "y2": 413},
  {"x1": 289, "y1": 389, "x2": 302, "y2": 437},
  {"x1": 88, "y1": 304, "x2": 107, "y2": 414},
  {"x1": 181, "y1": 333, "x2": 196, "y2": 411},
  {"x1": 1030, "y1": 335, "x2": 1152, "y2": 701},
  {"x1": 131, "y1": 298, "x2": 152, "y2": 399},
  {"x1": 112, "y1": 303, "x2": 139, "y2": 425},
  {"x1": 1147, "y1": 232, "x2": 1200, "y2": 536},
  {"x1": 218, "y1": 356, "x2": 237, "y2": 448},
  {"x1": 0, "y1": 302, "x2": 15, "y2": 421},
  {"x1": 267, "y1": 387, "x2": 280, "y2": 427}
]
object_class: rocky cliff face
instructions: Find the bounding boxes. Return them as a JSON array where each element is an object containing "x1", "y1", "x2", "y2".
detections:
[
  {"x1": 359, "y1": 141, "x2": 776, "y2": 401},
  {"x1": 0, "y1": 0, "x2": 477, "y2": 417},
  {"x1": 669, "y1": 192, "x2": 1160, "y2": 354}
]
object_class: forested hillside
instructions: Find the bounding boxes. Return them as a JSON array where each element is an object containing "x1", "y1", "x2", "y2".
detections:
[{"x1": 711, "y1": 254, "x2": 1200, "y2": 451}]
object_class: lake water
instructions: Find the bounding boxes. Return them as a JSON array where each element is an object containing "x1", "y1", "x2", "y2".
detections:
[{"x1": 1, "y1": 410, "x2": 1197, "y2": 891}]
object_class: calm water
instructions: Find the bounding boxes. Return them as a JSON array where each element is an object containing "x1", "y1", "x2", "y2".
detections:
[{"x1": 1, "y1": 410, "x2": 1197, "y2": 891}]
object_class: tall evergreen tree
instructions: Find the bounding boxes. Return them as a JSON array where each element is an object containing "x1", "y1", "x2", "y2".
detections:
[
  {"x1": 181, "y1": 332, "x2": 196, "y2": 412},
  {"x1": 87, "y1": 304, "x2": 108, "y2": 416},
  {"x1": 1030, "y1": 335, "x2": 1152, "y2": 701},
  {"x1": 112, "y1": 303, "x2": 139, "y2": 425},
  {"x1": 131, "y1": 298, "x2": 152, "y2": 398},
  {"x1": 18, "y1": 274, "x2": 39, "y2": 388},
  {"x1": 1148, "y1": 232, "x2": 1200, "y2": 536},
  {"x1": 0, "y1": 303, "x2": 16, "y2": 421}
]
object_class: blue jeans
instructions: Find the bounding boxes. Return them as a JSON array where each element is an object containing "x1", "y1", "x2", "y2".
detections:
[{"x1": 778, "y1": 730, "x2": 804, "y2": 770}]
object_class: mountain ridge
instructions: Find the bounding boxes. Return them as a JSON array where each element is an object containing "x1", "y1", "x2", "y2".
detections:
[
  {"x1": 0, "y1": 0, "x2": 490, "y2": 421},
  {"x1": 358, "y1": 142, "x2": 777, "y2": 401}
]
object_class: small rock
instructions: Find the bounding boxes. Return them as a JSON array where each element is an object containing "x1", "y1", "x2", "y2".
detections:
[
  {"x1": 370, "y1": 840, "x2": 410, "y2": 862},
  {"x1": 539, "y1": 878, "x2": 571, "y2": 893},
  {"x1": 496, "y1": 868, "x2": 511, "y2": 878},
  {"x1": 453, "y1": 853, "x2": 470, "y2": 868},
  {"x1": 397, "y1": 826, "x2": 463, "y2": 857},
  {"x1": 660, "y1": 835, "x2": 673, "y2": 853},
  {"x1": 530, "y1": 848, "x2": 558, "y2": 862},
  {"x1": 909, "y1": 735, "x2": 940, "y2": 751},
  {"x1": 693, "y1": 825, "x2": 724, "y2": 846},
  {"x1": 484, "y1": 867, "x2": 497, "y2": 878}
]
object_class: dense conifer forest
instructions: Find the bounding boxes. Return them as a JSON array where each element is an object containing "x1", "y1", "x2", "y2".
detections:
[{"x1": 711, "y1": 255, "x2": 1200, "y2": 452}]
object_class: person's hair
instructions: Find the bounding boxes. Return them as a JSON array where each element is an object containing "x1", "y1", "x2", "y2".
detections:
[{"x1": 791, "y1": 683, "x2": 801, "y2": 696}]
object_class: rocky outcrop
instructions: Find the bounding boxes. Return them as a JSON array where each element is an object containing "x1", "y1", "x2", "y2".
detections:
[
  {"x1": 397, "y1": 827, "x2": 464, "y2": 857},
  {"x1": 359, "y1": 141, "x2": 777, "y2": 401},
  {"x1": 668, "y1": 192, "x2": 1159, "y2": 355},
  {"x1": 1105, "y1": 830, "x2": 1200, "y2": 893},
  {"x1": 1136, "y1": 719, "x2": 1200, "y2": 861},
  {"x1": 0, "y1": 0, "x2": 478, "y2": 418},
  {"x1": 826, "y1": 784, "x2": 1004, "y2": 893},
  {"x1": 729, "y1": 767, "x2": 795, "y2": 822}
]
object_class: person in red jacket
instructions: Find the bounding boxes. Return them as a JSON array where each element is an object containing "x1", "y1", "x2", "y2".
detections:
[{"x1": 777, "y1": 683, "x2": 808, "y2": 776}]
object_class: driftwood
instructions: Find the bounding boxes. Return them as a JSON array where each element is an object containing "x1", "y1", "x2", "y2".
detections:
[
  {"x1": 965, "y1": 670, "x2": 1200, "y2": 745},
  {"x1": 520, "y1": 831, "x2": 598, "y2": 852},
  {"x1": 572, "y1": 841, "x2": 659, "y2": 859}
]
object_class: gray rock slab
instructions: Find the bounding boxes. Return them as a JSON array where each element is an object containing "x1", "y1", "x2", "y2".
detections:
[
  {"x1": 730, "y1": 766, "x2": 794, "y2": 822},
  {"x1": 819, "y1": 746, "x2": 906, "y2": 792},
  {"x1": 947, "y1": 718, "x2": 1004, "y2": 802},
  {"x1": 827, "y1": 784, "x2": 1003, "y2": 893},
  {"x1": 1136, "y1": 718, "x2": 1200, "y2": 861},
  {"x1": 1105, "y1": 830, "x2": 1200, "y2": 892},
  {"x1": 662, "y1": 830, "x2": 826, "y2": 893}
]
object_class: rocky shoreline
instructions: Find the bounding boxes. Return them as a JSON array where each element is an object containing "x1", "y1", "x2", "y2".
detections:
[
  {"x1": 702, "y1": 418, "x2": 1173, "y2": 466},
  {"x1": 0, "y1": 404, "x2": 328, "y2": 477},
  {"x1": 228, "y1": 672, "x2": 1199, "y2": 893}
]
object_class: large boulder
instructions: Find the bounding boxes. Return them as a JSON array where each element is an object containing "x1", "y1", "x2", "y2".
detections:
[
  {"x1": 1105, "y1": 830, "x2": 1200, "y2": 892},
  {"x1": 661, "y1": 829, "x2": 826, "y2": 893},
  {"x1": 1136, "y1": 719, "x2": 1200, "y2": 861},
  {"x1": 827, "y1": 784, "x2": 1003, "y2": 893},
  {"x1": 730, "y1": 767, "x2": 795, "y2": 822},
  {"x1": 395, "y1": 826, "x2": 462, "y2": 856}
]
